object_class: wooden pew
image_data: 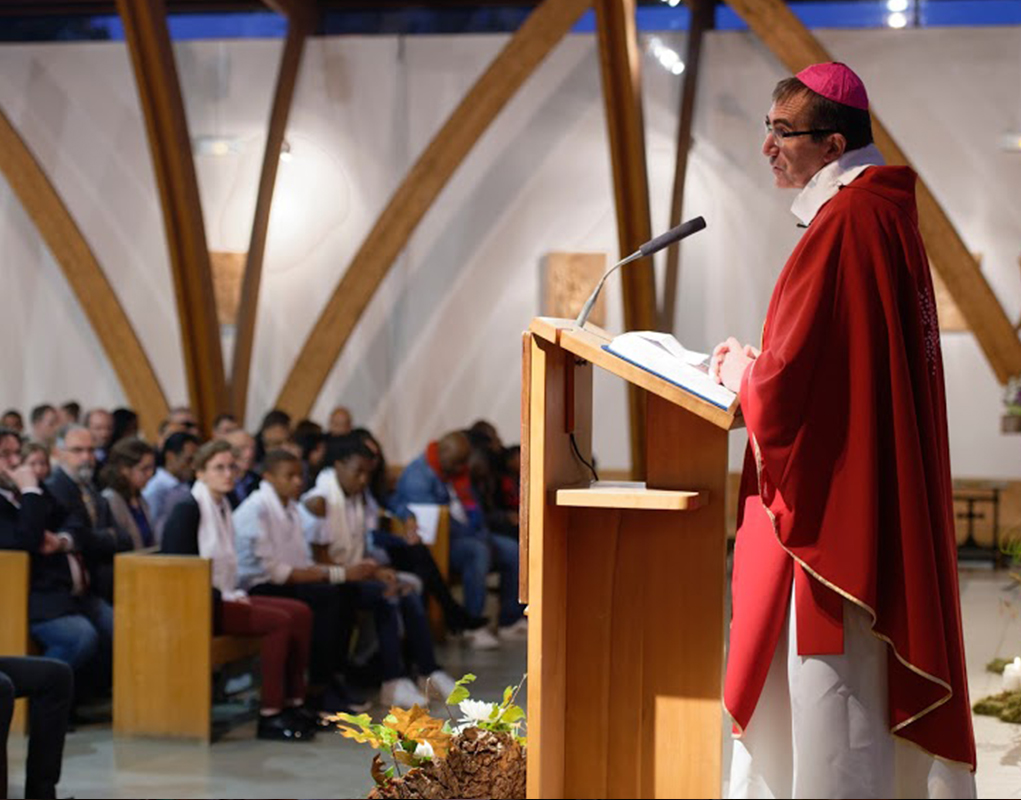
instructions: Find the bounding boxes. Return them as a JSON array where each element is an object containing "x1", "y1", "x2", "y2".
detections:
[
  {"x1": 113, "y1": 552, "x2": 260, "y2": 741},
  {"x1": 0, "y1": 550, "x2": 31, "y2": 734}
]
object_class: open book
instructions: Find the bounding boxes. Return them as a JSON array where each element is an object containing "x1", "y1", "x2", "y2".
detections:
[{"x1": 604, "y1": 331, "x2": 739, "y2": 412}]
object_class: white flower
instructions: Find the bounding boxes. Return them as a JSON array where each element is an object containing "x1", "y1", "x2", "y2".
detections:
[
  {"x1": 413, "y1": 741, "x2": 434, "y2": 760},
  {"x1": 458, "y1": 699, "x2": 497, "y2": 725}
]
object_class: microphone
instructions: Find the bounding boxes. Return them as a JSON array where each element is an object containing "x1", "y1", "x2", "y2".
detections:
[{"x1": 574, "y1": 216, "x2": 706, "y2": 328}]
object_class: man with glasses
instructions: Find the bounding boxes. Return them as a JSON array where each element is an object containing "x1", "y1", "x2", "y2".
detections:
[
  {"x1": 711, "y1": 63, "x2": 975, "y2": 797},
  {"x1": 46, "y1": 426, "x2": 130, "y2": 605},
  {"x1": 0, "y1": 427, "x2": 74, "y2": 799}
]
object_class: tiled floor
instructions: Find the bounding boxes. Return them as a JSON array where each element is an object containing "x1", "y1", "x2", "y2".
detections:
[{"x1": 7, "y1": 568, "x2": 1021, "y2": 798}]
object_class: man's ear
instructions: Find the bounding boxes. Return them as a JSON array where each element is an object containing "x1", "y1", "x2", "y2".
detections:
[{"x1": 825, "y1": 132, "x2": 848, "y2": 163}]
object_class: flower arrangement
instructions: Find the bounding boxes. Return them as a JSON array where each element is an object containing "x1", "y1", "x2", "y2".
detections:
[{"x1": 333, "y1": 673, "x2": 527, "y2": 799}]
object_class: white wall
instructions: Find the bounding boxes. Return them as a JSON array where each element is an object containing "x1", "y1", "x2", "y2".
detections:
[{"x1": 0, "y1": 27, "x2": 1018, "y2": 477}]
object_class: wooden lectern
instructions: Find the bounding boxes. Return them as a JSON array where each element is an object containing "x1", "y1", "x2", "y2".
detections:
[{"x1": 522, "y1": 318, "x2": 741, "y2": 799}]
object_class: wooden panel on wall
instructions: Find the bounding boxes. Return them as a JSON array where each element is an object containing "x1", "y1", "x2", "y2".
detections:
[
  {"x1": 210, "y1": 250, "x2": 247, "y2": 327},
  {"x1": 0, "y1": 106, "x2": 169, "y2": 439},
  {"x1": 542, "y1": 252, "x2": 608, "y2": 327},
  {"x1": 274, "y1": 0, "x2": 593, "y2": 422}
]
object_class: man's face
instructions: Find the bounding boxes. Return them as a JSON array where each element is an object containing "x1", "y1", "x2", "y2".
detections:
[
  {"x1": 213, "y1": 418, "x2": 240, "y2": 439},
  {"x1": 762, "y1": 94, "x2": 842, "y2": 190},
  {"x1": 56, "y1": 428, "x2": 96, "y2": 482},
  {"x1": 34, "y1": 409, "x2": 59, "y2": 442},
  {"x1": 1, "y1": 414, "x2": 22, "y2": 433},
  {"x1": 334, "y1": 455, "x2": 371, "y2": 496},
  {"x1": 329, "y1": 408, "x2": 352, "y2": 436},
  {"x1": 87, "y1": 411, "x2": 114, "y2": 449},
  {"x1": 0, "y1": 434, "x2": 22, "y2": 485},
  {"x1": 167, "y1": 441, "x2": 199, "y2": 482},
  {"x1": 262, "y1": 424, "x2": 290, "y2": 452},
  {"x1": 170, "y1": 409, "x2": 199, "y2": 432},
  {"x1": 227, "y1": 432, "x2": 256, "y2": 473},
  {"x1": 264, "y1": 460, "x2": 305, "y2": 503}
]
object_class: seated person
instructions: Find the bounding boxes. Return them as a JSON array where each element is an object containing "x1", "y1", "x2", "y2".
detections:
[
  {"x1": 46, "y1": 426, "x2": 131, "y2": 604},
  {"x1": 100, "y1": 438, "x2": 157, "y2": 550},
  {"x1": 301, "y1": 436, "x2": 457, "y2": 707},
  {"x1": 161, "y1": 440, "x2": 316, "y2": 742},
  {"x1": 0, "y1": 412, "x2": 23, "y2": 435},
  {"x1": 352, "y1": 429, "x2": 485, "y2": 635},
  {"x1": 234, "y1": 450, "x2": 371, "y2": 714},
  {"x1": 212, "y1": 413, "x2": 240, "y2": 440},
  {"x1": 0, "y1": 656, "x2": 73, "y2": 800},
  {"x1": 0, "y1": 428, "x2": 112, "y2": 702},
  {"x1": 225, "y1": 430, "x2": 260, "y2": 508},
  {"x1": 143, "y1": 431, "x2": 199, "y2": 542},
  {"x1": 391, "y1": 431, "x2": 525, "y2": 650}
]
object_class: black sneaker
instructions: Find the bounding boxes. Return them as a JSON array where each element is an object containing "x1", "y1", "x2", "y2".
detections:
[{"x1": 256, "y1": 710, "x2": 316, "y2": 742}]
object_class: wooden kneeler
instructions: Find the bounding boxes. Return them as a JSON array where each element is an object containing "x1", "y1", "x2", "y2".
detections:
[{"x1": 113, "y1": 553, "x2": 260, "y2": 740}]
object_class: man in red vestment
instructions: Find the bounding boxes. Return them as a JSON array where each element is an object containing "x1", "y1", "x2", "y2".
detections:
[{"x1": 711, "y1": 63, "x2": 976, "y2": 798}]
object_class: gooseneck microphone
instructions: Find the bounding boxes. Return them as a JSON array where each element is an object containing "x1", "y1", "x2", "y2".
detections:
[{"x1": 574, "y1": 216, "x2": 707, "y2": 328}]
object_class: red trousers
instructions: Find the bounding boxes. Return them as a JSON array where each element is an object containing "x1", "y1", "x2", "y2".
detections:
[{"x1": 220, "y1": 596, "x2": 312, "y2": 710}]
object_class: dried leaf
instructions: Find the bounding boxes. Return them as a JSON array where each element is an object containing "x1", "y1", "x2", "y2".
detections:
[
  {"x1": 385, "y1": 705, "x2": 452, "y2": 758},
  {"x1": 371, "y1": 754, "x2": 389, "y2": 787}
]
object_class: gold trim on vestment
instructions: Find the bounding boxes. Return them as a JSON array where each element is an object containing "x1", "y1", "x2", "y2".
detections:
[{"x1": 727, "y1": 433, "x2": 975, "y2": 772}]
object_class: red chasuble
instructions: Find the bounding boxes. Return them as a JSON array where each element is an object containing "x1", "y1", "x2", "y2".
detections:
[{"x1": 724, "y1": 166, "x2": 976, "y2": 769}]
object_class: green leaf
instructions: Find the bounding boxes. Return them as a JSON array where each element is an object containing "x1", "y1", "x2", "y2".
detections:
[
  {"x1": 445, "y1": 673, "x2": 477, "y2": 705},
  {"x1": 501, "y1": 706, "x2": 526, "y2": 724},
  {"x1": 336, "y1": 712, "x2": 373, "y2": 729},
  {"x1": 383, "y1": 714, "x2": 398, "y2": 726},
  {"x1": 503, "y1": 686, "x2": 514, "y2": 706},
  {"x1": 385, "y1": 766, "x2": 395, "y2": 780}
]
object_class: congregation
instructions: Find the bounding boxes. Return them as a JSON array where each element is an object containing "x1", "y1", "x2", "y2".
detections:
[{"x1": 0, "y1": 401, "x2": 522, "y2": 799}]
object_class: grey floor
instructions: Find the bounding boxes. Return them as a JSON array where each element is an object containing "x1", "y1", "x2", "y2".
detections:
[{"x1": 8, "y1": 568, "x2": 1021, "y2": 798}]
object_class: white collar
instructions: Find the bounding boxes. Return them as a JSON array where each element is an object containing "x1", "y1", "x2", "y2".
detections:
[{"x1": 790, "y1": 143, "x2": 885, "y2": 226}]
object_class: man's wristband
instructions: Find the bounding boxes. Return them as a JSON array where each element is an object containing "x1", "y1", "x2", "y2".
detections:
[{"x1": 328, "y1": 566, "x2": 346, "y2": 584}]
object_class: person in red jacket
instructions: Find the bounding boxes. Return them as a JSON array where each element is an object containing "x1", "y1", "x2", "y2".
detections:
[{"x1": 712, "y1": 62, "x2": 976, "y2": 798}]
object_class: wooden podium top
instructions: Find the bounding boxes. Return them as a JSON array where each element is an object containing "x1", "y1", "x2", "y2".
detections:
[{"x1": 529, "y1": 317, "x2": 743, "y2": 431}]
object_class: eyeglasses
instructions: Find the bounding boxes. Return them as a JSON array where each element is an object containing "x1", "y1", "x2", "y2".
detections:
[{"x1": 764, "y1": 122, "x2": 837, "y2": 142}]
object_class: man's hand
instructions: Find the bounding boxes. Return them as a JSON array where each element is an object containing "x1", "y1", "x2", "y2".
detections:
[
  {"x1": 39, "y1": 531, "x2": 63, "y2": 555},
  {"x1": 346, "y1": 559, "x2": 379, "y2": 583},
  {"x1": 711, "y1": 337, "x2": 759, "y2": 393},
  {"x1": 402, "y1": 516, "x2": 422, "y2": 546},
  {"x1": 5, "y1": 464, "x2": 39, "y2": 492}
]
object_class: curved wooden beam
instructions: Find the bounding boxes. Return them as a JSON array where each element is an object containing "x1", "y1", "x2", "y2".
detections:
[
  {"x1": 661, "y1": 0, "x2": 713, "y2": 333},
  {"x1": 0, "y1": 106, "x2": 169, "y2": 439},
  {"x1": 117, "y1": 0, "x2": 228, "y2": 431},
  {"x1": 594, "y1": 0, "x2": 656, "y2": 478},
  {"x1": 723, "y1": 0, "x2": 1021, "y2": 383},
  {"x1": 229, "y1": 10, "x2": 313, "y2": 421},
  {"x1": 275, "y1": 0, "x2": 593, "y2": 420}
]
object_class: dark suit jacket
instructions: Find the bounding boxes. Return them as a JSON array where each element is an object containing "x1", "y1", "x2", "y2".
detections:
[
  {"x1": 45, "y1": 467, "x2": 131, "y2": 603},
  {"x1": 0, "y1": 490, "x2": 47, "y2": 553},
  {"x1": 0, "y1": 489, "x2": 81, "y2": 623},
  {"x1": 161, "y1": 496, "x2": 224, "y2": 632}
]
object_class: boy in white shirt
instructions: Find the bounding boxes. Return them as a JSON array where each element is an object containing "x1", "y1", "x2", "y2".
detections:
[{"x1": 300, "y1": 436, "x2": 457, "y2": 709}]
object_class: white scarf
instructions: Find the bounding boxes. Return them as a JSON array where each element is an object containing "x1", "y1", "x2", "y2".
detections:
[
  {"x1": 311, "y1": 467, "x2": 366, "y2": 566},
  {"x1": 791, "y1": 143, "x2": 885, "y2": 226},
  {"x1": 193, "y1": 481, "x2": 246, "y2": 601}
]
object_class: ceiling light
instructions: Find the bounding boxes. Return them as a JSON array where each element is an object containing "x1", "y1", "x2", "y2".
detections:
[
  {"x1": 886, "y1": 0, "x2": 909, "y2": 12},
  {"x1": 887, "y1": 11, "x2": 908, "y2": 28}
]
